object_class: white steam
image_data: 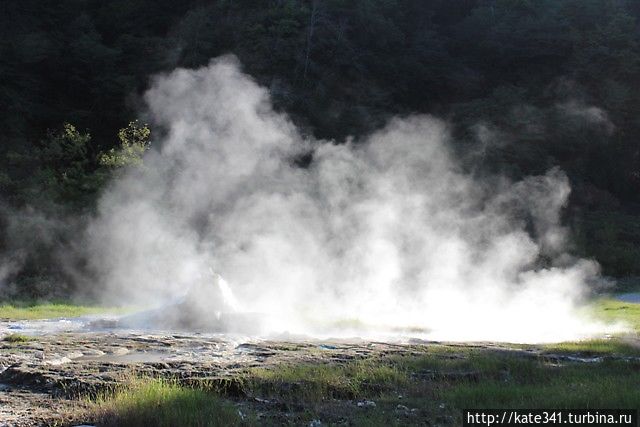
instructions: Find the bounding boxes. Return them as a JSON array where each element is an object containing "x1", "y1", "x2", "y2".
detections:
[{"x1": 88, "y1": 56, "x2": 612, "y2": 342}]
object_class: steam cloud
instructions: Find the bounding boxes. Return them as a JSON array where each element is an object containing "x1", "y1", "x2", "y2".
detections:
[{"x1": 88, "y1": 56, "x2": 612, "y2": 342}]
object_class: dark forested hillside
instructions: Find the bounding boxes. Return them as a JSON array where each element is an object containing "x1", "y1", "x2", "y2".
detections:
[{"x1": 1, "y1": 0, "x2": 640, "y2": 291}]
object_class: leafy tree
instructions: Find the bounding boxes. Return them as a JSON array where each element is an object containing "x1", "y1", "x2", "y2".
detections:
[
  {"x1": 99, "y1": 121, "x2": 151, "y2": 169},
  {"x1": 32, "y1": 123, "x2": 97, "y2": 207}
]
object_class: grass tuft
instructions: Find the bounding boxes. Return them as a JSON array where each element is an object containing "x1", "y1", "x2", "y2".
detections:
[
  {"x1": 91, "y1": 378, "x2": 244, "y2": 427},
  {"x1": 2, "y1": 333, "x2": 34, "y2": 343},
  {"x1": 249, "y1": 359, "x2": 407, "y2": 403}
]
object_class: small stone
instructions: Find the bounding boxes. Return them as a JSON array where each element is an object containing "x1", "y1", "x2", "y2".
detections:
[
  {"x1": 66, "y1": 351, "x2": 84, "y2": 359},
  {"x1": 357, "y1": 400, "x2": 376, "y2": 408},
  {"x1": 109, "y1": 347, "x2": 129, "y2": 356},
  {"x1": 318, "y1": 344, "x2": 337, "y2": 350},
  {"x1": 44, "y1": 356, "x2": 72, "y2": 366},
  {"x1": 82, "y1": 349, "x2": 105, "y2": 357},
  {"x1": 309, "y1": 420, "x2": 322, "y2": 427}
]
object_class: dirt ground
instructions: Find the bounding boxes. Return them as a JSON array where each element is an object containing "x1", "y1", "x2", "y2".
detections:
[
  {"x1": 0, "y1": 332, "x2": 482, "y2": 426},
  {"x1": 1, "y1": 330, "x2": 638, "y2": 427}
]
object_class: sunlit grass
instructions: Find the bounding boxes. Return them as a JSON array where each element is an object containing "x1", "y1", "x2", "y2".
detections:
[
  {"x1": 249, "y1": 359, "x2": 407, "y2": 402},
  {"x1": 91, "y1": 378, "x2": 244, "y2": 427},
  {"x1": 0, "y1": 300, "x2": 132, "y2": 320},
  {"x1": 591, "y1": 297, "x2": 640, "y2": 333},
  {"x1": 522, "y1": 297, "x2": 640, "y2": 355},
  {"x1": 543, "y1": 338, "x2": 640, "y2": 356},
  {"x1": 2, "y1": 333, "x2": 34, "y2": 343}
]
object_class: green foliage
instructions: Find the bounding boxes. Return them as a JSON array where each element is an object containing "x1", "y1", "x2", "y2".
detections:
[
  {"x1": 40, "y1": 124, "x2": 90, "y2": 177},
  {"x1": 2, "y1": 120, "x2": 150, "y2": 210},
  {"x1": 32, "y1": 123, "x2": 101, "y2": 207},
  {"x1": 99, "y1": 121, "x2": 151, "y2": 169},
  {"x1": 1, "y1": 0, "x2": 640, "y2": 278}
]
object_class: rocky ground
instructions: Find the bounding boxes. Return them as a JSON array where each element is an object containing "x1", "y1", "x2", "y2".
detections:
[
  {"x1": 1, "y1": 325, "x2": 639, "y2": 426},
  {"x1": 0, "y1": 331, "x2": 428, "y2": 426}
]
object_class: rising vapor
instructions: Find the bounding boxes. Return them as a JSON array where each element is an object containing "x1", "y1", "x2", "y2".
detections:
[{"x1": 87, "y1": 56, "x2": 614, "y2": 343}]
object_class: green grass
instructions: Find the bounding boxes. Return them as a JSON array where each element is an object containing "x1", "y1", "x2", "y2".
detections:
[
  {"x1": 398, "y1": 350, "x2": 640, "y2": 407},
  {"x1": 591, "y1": 298, "x2": 640, "y2": 332},
  {"x1": 243, "y1": 347, "x2": 640, "y2": 424},
  {"x1": 248, "y1": 359, "x2": 407, "y2": 403},
  {"x1": 2, "y1": 333, "x2": 34, "y2": 343},
  {"x1": 0, "y1": 300, "x2": 131, "y2": 320},
  {"x1": 519, "y1": 297, "x2": 640, "y2": 356},
  {"x1": 410, "y1": 351, "x2": 640, "y2": 408},
  {"x1": 438, "y1": 356, "x2": 640, "y2": 409},
  {"x1": 542, "y1": 338, "x2": 640, "y2": 356},
  {"x1": 91, "y1": 378, "x2": 244, "y2": 427}
]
